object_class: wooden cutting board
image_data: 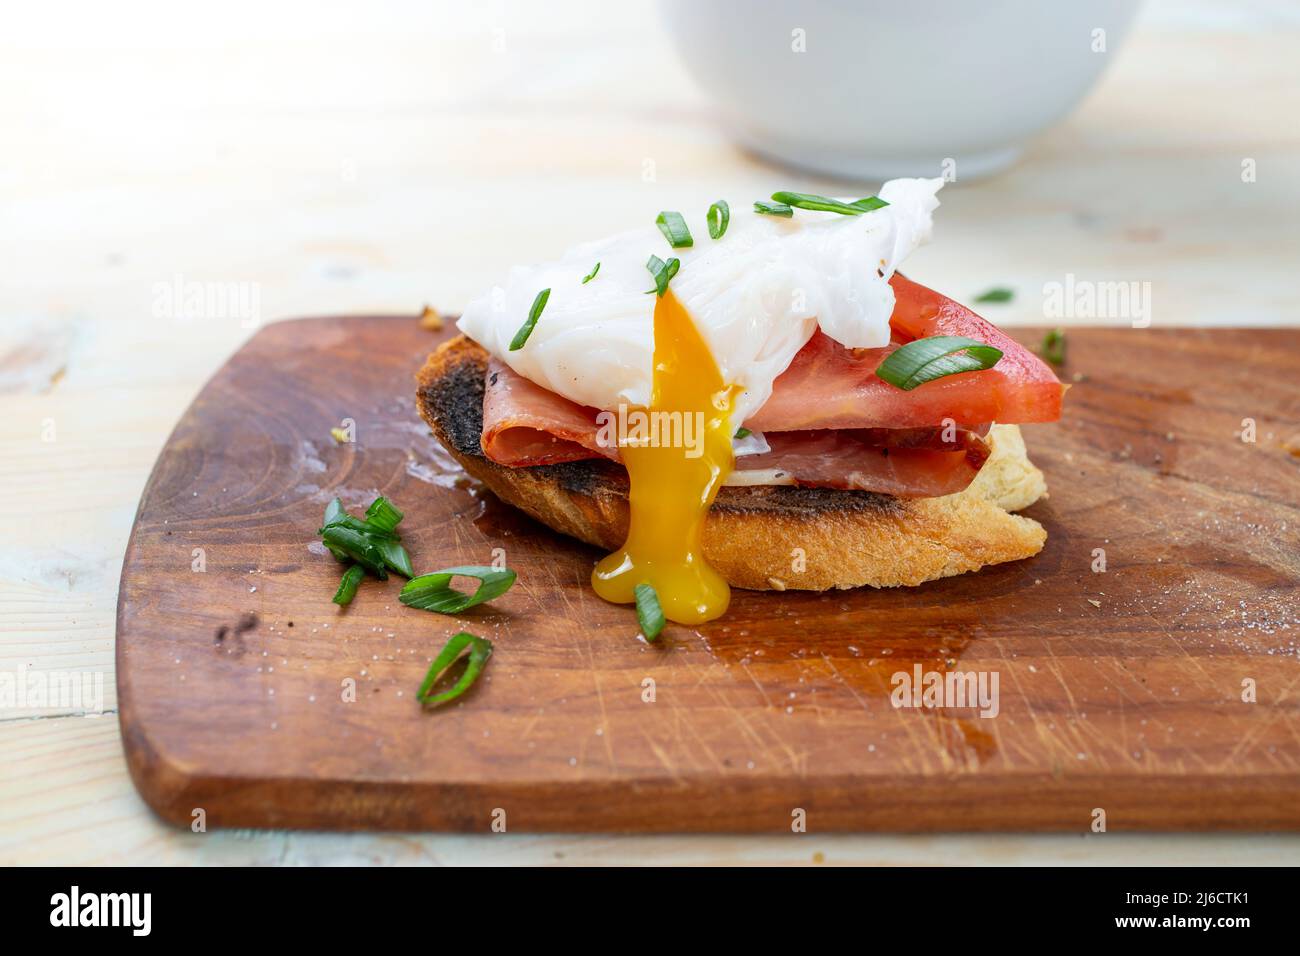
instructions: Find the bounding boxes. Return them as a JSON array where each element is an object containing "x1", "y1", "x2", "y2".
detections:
[{"x1": 117, "y1": 317, "x2": 1300, "y2": 831}]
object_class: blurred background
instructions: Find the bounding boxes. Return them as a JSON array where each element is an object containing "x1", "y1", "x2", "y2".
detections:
[
  {"x1": 5, "y1": 0, "x2": 1297, "y2": 344},
  {"x1": 2, "y1": 0, "x2": 1298, "y2": 864}
]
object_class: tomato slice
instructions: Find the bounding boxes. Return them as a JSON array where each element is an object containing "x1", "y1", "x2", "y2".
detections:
[{"x1": 745, "y1": 273, "x2": 1064, "y2": 431}]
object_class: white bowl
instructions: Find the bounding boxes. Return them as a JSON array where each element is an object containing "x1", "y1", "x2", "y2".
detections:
[{"x1": 661, "y1": 0, "x2": 1141, "y2": 180}]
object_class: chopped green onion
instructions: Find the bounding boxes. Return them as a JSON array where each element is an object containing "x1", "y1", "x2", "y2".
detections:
[
  {"x1": 581, "y1": 262, "x2": 600, "y2": 284},
  {"x1": 707, "y1": 200, "x2": 730, "y2": 239},
  {"x1": 1041, "y1": 328, "x2": 1066, "y2": 366},
  {"x1": 753, "y1": 200, "x2": 793, "y2": 218},
  {"x1": 655, "y1": 211, "x2": 694, "y2": 248},
  {"x1": 634, "y1": 583, "x2": 665, "y2": 642},
  {"x1": 770, "y1": 191, "x2": 887, "y2": 216},
  {"x1": 734, "y1": 427, "x2": 752, "y2": 439},
  {"x1": 320, "y1": 525, "x2": 389, "y2": 579},
  {"x1": 376, "y1": 539, "x2": 414, "y2": 578},
  {"x1": 324, "y1": 497, "x2": 344, "y2": 525},
  {"x1": 875, "y1": 336, "x2": 1003, "y2": 391},
  {"x1": 417, "y1": 631, "x2": 493, "y2": 708},
  {"x1": 400, "y1": 565, "x2": 517, "y2": 614},
  {"x1": 850, "y1": 196, "x2": 889, "y2": 212},
  {"x1": 322, "y1": 499, "x2": 350, "y2": 560},
  {"x1": 645, "y1": 255, "x2": 680, "y2": 297},
  {"x1": 508, "y1": 288, "x2": 551, "y2": 351},
  {"x1": 332, "y1": 564, "x2": 365, "y2": 606},
  {"x1": 975, "y1": 287, "x2": 1015, "y2": 304},
  {"x1": 321, "y1": 512, "x2": 397, "y2": 540},
  {"x1": 319, "y1": 494, "x2": 416, "y2": 596},
  {"x1": 364, "y1": 496, "x2": 403, "y2": 533}
]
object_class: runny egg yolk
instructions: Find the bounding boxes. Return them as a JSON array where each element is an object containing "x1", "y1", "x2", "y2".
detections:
[{"x1": 591, "y1": 288, "x2": 735, "y2": 625}]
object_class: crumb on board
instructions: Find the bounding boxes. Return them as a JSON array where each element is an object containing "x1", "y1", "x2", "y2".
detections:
[{"x1": 420, "y1": 305, "x2": 444, "y2": 331}]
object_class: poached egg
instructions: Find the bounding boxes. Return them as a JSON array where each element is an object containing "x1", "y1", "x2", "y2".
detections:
[
  {"x1": 459, "y1": 178, "x2": 943, "y2": 427},
  {"x1": 457, "y1": 178, "x2": 944, "y2": 627}
]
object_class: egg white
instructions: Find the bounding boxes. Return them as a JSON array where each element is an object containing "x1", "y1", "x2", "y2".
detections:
[{"x1": 458, "y1": 177, "x2": 943, "y2": 424}]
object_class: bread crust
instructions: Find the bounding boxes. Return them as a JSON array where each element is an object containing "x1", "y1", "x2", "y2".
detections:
[{"x1": 417, "y1": 335, "x2": 1048, "y2": 591}]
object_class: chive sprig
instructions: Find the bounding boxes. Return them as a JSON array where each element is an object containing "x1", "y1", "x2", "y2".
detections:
[{"x1": 874, "y1": 335, "x2": 1003, "y2": 391}]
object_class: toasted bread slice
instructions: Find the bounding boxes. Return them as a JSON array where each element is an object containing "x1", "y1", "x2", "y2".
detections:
[{"x1": 416, "y1": 335, "x2": 1048, "y2": 591}]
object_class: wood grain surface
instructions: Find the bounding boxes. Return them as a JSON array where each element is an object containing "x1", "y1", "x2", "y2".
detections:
[{"x1": 116, "y1": 317, "x2": 1300, "y2": 832}]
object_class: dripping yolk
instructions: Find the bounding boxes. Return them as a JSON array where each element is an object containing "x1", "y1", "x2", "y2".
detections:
[{"x1": 592, "y1": 289, "x2": 735, "y2": 625}]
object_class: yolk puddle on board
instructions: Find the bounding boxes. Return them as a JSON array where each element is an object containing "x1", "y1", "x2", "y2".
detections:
[{"x1": 592, "y1": 288, "x2": 735, "y2": 625}]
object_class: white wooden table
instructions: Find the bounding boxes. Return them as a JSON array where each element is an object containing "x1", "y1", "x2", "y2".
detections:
[{"x1": 2, "y1": 0, "x2": 1297, "y2": 865}]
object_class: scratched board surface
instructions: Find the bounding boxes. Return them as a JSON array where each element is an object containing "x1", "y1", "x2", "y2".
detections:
[{"x1": 116, "y1": 317, "x2": 1300, "y2": 830}]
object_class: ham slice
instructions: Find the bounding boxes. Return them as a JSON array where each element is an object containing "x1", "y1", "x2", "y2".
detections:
[
  {"x1": 476, "y1": 275, "x2": 1063, "y2": 496},
  {"x1": 481, "y1": 358, "x2": 992, "y2": 497},
  {"x1": 482, "y1": 358, "x2": 610, "y2": 466},
  {"x1": 728, "y1": 428, "x2": 990, "y2": 498}
]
